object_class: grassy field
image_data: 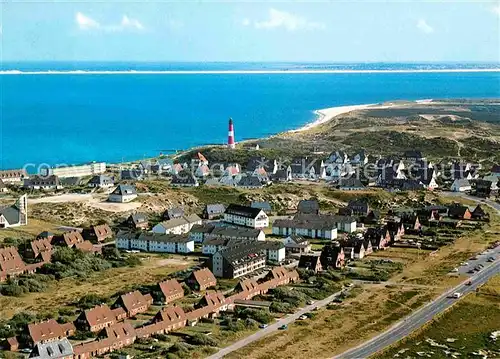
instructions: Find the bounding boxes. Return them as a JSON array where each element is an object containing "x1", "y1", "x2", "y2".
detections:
[
  {"x1": 0, "y1": 254, "x2": 195, "y2": 319},
  {"x1": 223, "y1": 210, "x2": 499, "y2": 359},
  {"x1": 373, "y1": 276, "x2": 500, "y2": 359},
  {"x1": 0, "y1": 218, "x2": 63, "y2": 243}
]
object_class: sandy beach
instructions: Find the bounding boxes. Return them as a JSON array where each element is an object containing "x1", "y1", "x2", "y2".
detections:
[{"x1": 291, "y1": 99, "x2": 436, "y2": 133}]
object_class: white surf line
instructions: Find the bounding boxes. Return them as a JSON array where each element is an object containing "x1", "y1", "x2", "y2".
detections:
[{"x1": 1, "y1": 69, "x2": 500, "y2": 75}]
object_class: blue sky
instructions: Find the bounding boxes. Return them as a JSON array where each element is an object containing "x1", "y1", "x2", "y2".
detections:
[{"x1": 1, "y1": 1, "x2": 499, "y2": 62}]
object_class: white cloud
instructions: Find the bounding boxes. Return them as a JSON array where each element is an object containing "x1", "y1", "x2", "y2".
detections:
[
  {"x1": 120, "y1": 15, "x2": 144, "y2": 30},
  {"x1": 492, "y1": 5, "x2": 500, "y2": 17},
  {"x1": 76, "y1": 12, "x2": 100, "y2": 30},
  {"x1": 416, "y1": 19, "x2": 434, "y2": 34},
  {"x1": 75, "y1": 12, "x2": 144, "y2": 32},
  {"x1": 252, "y1": 8, "x2": 325, "y2": 31},
  {"x1": 242, "y1": 18, "x2": 251, "y2": 27}
]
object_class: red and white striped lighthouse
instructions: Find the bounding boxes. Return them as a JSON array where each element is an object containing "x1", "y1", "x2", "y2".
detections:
[{"x1": 227, "y1": 118, "x2": 235, "y2": 149}]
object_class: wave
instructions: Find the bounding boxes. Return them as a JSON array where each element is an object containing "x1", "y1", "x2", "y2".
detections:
[{"x1": 1, "y1": 69, "x2": 500, "y2": 75}]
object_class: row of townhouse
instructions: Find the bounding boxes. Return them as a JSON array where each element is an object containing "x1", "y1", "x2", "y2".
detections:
[
  {"x1": 190, "y1": 223, "x2": 266, "y2": 243},
  {"x1": 152, "y1": 213, "x2": 202, "y2": 234},
  {"x1": 12, "y1": 267, "x2": 296, "y2": 357},
  {"x1": 116, "y1": 231, "x2": 195, "y2": 253},
  {"x1": 272, "y1": 214, "x2": 357, "y2": 239}
]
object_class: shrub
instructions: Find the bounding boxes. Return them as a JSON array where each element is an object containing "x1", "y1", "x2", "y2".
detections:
[
  {"x1": 188, "y1": 333, "x2": 219, "y2": 347},
  {"x1": 78, "y1": 293, "x2": 107, "y2": 309},
  {"x1": 235, "y1": 308, "x2": 273, "y2": 324}
]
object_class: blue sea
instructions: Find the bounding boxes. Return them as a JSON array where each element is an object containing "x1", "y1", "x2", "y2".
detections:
[{"x1": 1, "y1": 62, "x2": 499, "y2": 170}]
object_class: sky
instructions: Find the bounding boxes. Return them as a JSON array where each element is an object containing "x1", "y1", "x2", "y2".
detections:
[{"x1": 1, "y1": 1, "x2": 499, "y2": 62}]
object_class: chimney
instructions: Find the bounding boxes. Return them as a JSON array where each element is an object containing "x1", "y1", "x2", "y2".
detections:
[{"x1": 227, "y1": 118, "x2": 235, "y2": 149}]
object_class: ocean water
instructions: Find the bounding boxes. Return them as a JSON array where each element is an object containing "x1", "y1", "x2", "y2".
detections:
[{"x1": 1, "y1": 62, "x2": 499, "y2": 170}]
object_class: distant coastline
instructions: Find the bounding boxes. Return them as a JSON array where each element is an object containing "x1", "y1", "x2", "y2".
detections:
[{"x1": 2, "y1": 69, "x2": 500, "y2": 75}]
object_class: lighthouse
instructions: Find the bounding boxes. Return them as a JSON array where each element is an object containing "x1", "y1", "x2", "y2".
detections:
[{"x1": 227, "y1": 118, "x2": 235, "y2": 149}]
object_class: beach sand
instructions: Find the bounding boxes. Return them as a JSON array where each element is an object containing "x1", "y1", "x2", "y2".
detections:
[{"x1": 291, "y1": 99, "x2": 435, "y2": 133}]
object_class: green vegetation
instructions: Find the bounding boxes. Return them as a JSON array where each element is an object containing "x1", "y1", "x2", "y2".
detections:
[
  {"x1": 0, "y1": 247, "x2": 142, "y2": 297},
  {"x1": 374, "y1": 279, "x2": 500, "y2": 359}
]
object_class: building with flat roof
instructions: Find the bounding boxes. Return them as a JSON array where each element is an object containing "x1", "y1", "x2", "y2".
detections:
[{"x1": 40, "y1": 162, "x2": 106, "y2": 178}]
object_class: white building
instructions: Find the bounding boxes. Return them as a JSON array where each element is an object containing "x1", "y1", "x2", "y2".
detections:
[
  {"x1": 0, "y1": 169, "x2": 28, "y2": 184},
  {"x1": 152, "y1": 214, "x2": 202, "y2": 235},
  {"x1": 0, "y1": 195, "x2": 28, "y2": 229},
  {"x1": 223, "y1": 204, "x2": 269, "y2": 229},
  {"x1": 273, "y1": 214, "x2": 356, "y2": 239},
  {"x1": 108, "y1": 185, "x2": 137, "y2": 203},
  {"x1": 115, "y1": 231, "x2": 194, "y2": 253},
  {"x1": 40, "y1": 162, "x2": 106, "y2": 178},
  {"x1": 259, "y1": 241, "x2": 286, "y2": 263},
  {"x1": 88, "y1": 175, "x2": 114, "y2": 189},
  {"x1": 450, "y1": 179, "x2": 472, "y2": 192}
]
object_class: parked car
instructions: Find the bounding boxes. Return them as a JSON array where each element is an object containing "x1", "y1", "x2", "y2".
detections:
[
  {"x1": 279, "y1": 324, "x2": 288, "y2": 330},
  {"x1": 487, "y1": 256, "x2": 495, "y2": 262},
  {"x1": 451, "y1": 292, "x2": 461, "y2": 299},
  {"x1": 307, "y1": 300, "x2": 315, "y2": 305},
  {"x1": 299, "y1": 315, "x2": 308, "y2": 320},
  {"x1": 259, "y1": 324, "x2": 268, "y2": 329},
  {"x1": 466, "y1": 280, "x2": 472, "y2": 286}
]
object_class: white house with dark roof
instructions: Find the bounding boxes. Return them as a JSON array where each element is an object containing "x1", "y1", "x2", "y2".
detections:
[
  {"x1": 0, "y1": 179, "x2": 7, "y2": 193},
  {"x1": 450, "y1": 178, "x2": 472, "y2": 192},
  {"x1": 116, "y1": 232, "x2": 194, "y2": 253},
  {"x1": 224, "y1": 204, "x2": 269, "y2": 229},
  {"x1": 108, "y1": 185, "x2": 137, "y2": 203},
  {"x1": 0, "y1": 195, "x2": 28, "y2": 228},
  {"x1": 152, "y1": 214, "x2": 202, "y2": 235},
  {"x1": 283, "y1": 235, "x2": 311, "y2": 254},
  {"x1": 88, "y1": 175, "x2": 114, "y2": 189},
  {"x1": 29, "y1": 338, "x2": 74, "y2": 359}
]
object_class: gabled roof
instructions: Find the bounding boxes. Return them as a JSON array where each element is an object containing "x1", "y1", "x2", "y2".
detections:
[
  {"x1": 202, "y1": 291, "x2": 226, "y2": 307},
  {"x1": 190, "y1": 268, "x2": 217, "y2": 287},
  {"x1": 88, "y1": 175, "x2": 114, "y2": 185},
  {"x1": 30, "y1": 238, "x2": 52, "y2": 258},
  {"x1": 29, "y1": 338, "x2": 74, "y2": 359},
  {"x1": 297, "y1": 199, "x2": 320, "y2": 214},
  {"x1": 0, "y1": 246, "x2": 26, "y2": 274},
  {"x1": 83, "y1": 304, "x2": 116, "y2": 328},
  {"x1": 60, "y1": 230, "x2": 84, "y2": 247},
  {"x1": 205, "y1": 203, "x2": 226, "y2": 215},
  {"x1": 0, "y1": 205, "x2": 21, "y2": 225},
  {"x1": 104, "y1": 322, "x2": 136, "y2": 340},
  {"x1": 118, "y1": 291, "x2": 152, "y2": 313},
  {"x1": 155, "y1": 306, "x2": 186, "y2": 323},
  {"x1": 171, "y1": 173, "x2": 199, "y2": 185},
  {"x1": 111, "y1": 185, "x2": 137, "y2": 196},
  {"x1": 193, "y1": 152, "x2": 208, "y2": 163},
  {"x1": 237, "y1": 175, "x2": 263, "y2": 188},
  {"x1": 251, "y1": 201, "x2": 272, "y2": 212},
  {"x1": 159, "y1": 279, "x2": 184, "y2": 299},
  {"x1": 238, "y1": 278, "x2": 260, "y2": 292},
  {"x1": 190, "y1": 223, "x2": 216, "y2": 234},
  {"x1": 285, "y1": 234, "x2": 308, "y2": 244},
  {"x1": 225, "y1": 204, "x2": 265, "y2": 218},
  {"x1": 298, "y1": 254, "x2": 321, "y2": 270},
  {"x1": 0, "y1": 169, "x2": 27, "y2": 180},
  {"x1": 130, "y1": 212, "x2": 148, "y2": 224},
  {"x1": 28, "y1": 320, "x2": 65, "y2": 344},
  {"x1": 164, "y1": 207, "x2": 184, "y2": 219}
]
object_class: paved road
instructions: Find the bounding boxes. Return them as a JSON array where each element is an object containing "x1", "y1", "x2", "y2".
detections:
[
  {"x1": 332, "y1": 258, "x2": 500, "y2": 359},
  {"x1": 206, "y1": 290, "x2": 346, "y2": 359},
  {"x1": 331, "y1": 192, "x2": 500, "y2": 359}
]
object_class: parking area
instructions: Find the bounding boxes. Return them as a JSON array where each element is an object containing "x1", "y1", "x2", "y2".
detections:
[{"x1": 455, "y1": 245, "x2": 500, "y2": 276}]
